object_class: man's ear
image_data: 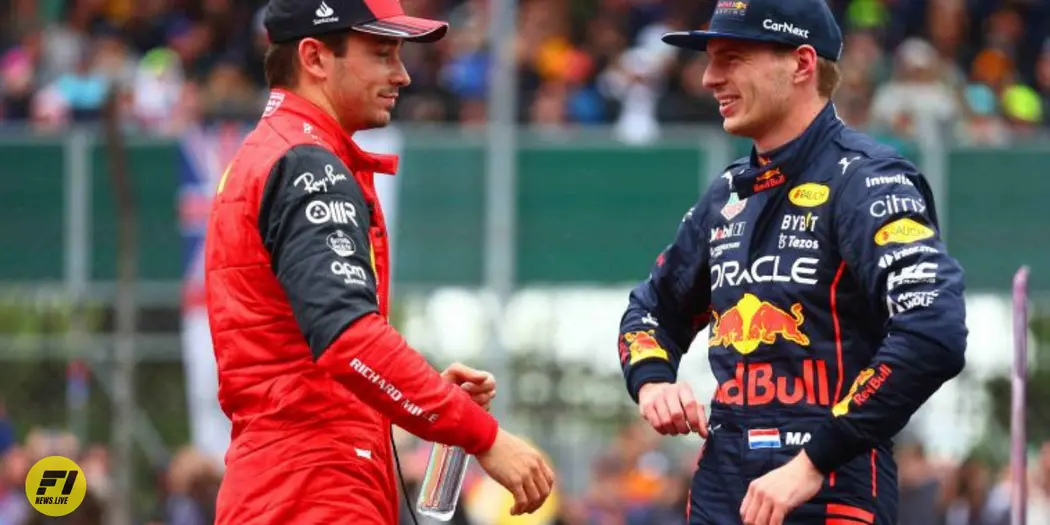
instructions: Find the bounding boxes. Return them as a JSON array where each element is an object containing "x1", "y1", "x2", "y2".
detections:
[
  {"x1": 298, "y1": 38, "x2": 330, "y2": 81},
  {"x1": 794, "y1": 45, "x2": 819, "y2": 86}
]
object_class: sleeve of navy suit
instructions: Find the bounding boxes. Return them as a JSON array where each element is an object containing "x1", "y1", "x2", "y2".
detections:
[
  {"x1": 803, "y1": 156, "x2": 967, "y2": 474},
  {"x1": 619, "y1": 191, "x2": 714, "y2": 403},
  {"x1": 258, "y1": 144, "x2": 499, "y2": 456}
]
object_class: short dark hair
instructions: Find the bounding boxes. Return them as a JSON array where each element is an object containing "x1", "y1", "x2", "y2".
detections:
[
  {"x1": 264, "y1": 31, "x2": 352, "y2": 89},
  {"x1": 817, "y1": 57, "x2": 841, "y2": 99}
]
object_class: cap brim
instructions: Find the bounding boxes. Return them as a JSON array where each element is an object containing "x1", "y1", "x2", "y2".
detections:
[
  {"x1": 354, "y1": 15, "x2": 448, "y2": 43},
  {"x1": 661, "y1": 30, "x2": 781, "y2": 51}
]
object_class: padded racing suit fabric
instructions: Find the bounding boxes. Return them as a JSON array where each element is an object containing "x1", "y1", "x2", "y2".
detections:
[
  {"x1": 206, "y1": 89, "x2": 498, "y2": 525},
  {"x1": 617, "y1": 102, "x2": 967, "y2": 524}
]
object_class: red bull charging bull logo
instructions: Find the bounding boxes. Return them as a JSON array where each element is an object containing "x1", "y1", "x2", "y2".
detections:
[
  {"x1": 708, "y1": 293, "x2": 810, "y2": 354},
  {"x1": 622, "y1": 330, "x2": 669, "y2": 366}
]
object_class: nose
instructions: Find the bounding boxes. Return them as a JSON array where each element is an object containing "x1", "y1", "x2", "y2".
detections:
[
  {"x1": 392, "y1": 57, "x2": 411, "y2": 88},
  {"x1": 701, "y1": 60, "x2": 724, "y2": 91}
]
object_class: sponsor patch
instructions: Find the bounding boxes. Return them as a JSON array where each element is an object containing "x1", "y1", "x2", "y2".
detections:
[
  {"x1": 878, "y1": 245, "x2": 939, "y2": 269},
  {"x1": 874, "y1": 218, "x2": 934, "y2": 245},
  {"x1": 763, "y1": 19, "x2": 810, "y2": 39},
  {"x1": 788, "y1": 183, "x2": 829, "y2": 207},
  {"x1": 866, "y1": 173, "x2": 914, "y2": 188},
  {"x1": 721, "y1": 193, "x2": 747, "y2": 220},
  {"x1": 869, "y1": 194, "x2": 926, "y2": 218}
]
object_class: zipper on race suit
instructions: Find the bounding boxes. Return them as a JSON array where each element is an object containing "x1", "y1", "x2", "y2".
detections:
[{"x1": 739, "y1": 173, "x2": 789, "y2": 434}]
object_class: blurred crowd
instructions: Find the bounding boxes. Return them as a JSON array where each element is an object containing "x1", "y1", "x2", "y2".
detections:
[
  {"x1": 2, "y1": 415, "x2": 1050, "y2": 525},
  {"x1": 0, "y1": 0, "x2": 1046, "y2": 145}
]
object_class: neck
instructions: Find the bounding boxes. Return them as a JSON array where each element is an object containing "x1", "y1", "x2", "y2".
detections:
[
  {"x1": 754, "y1": 96, "x2": 828, "y2": 153},
  {"x1": 292, "y1": 84, "x2": 357, "y2": 134}
]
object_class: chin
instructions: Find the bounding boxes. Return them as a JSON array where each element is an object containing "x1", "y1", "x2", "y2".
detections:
[
  {"x1": 363, "y1": 112, "x2": 392, "y2": 130},
  {"x1": 722, "y1": 115, "x2": 749, "y2": 137},
  {"x1": 722, "y1": 111, "x2": 765, "y2": 139}
]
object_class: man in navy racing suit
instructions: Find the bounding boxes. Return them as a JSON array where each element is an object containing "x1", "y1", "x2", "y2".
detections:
[{"x1": 616, "y1": 1, "x2": 968, "y2": 524}]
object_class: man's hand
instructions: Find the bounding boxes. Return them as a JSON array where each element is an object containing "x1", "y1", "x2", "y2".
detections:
[
  {"x1": 476, "y1": 428, "x2": 556, "y2": 516},
  {"x1": 740, "y1": 450, "x2": 824, "y2": 525},
  {"x1": 638, "y1": 382, "x2": 707, "y2": 437},
  {"x1": 441, "y1": 362, "x2": 496, "y2": 410}
]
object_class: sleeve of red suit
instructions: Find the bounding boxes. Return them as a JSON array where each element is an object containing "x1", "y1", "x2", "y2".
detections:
[{"x1": 258, "y1": 144, "x2": 499, "y2": 455}]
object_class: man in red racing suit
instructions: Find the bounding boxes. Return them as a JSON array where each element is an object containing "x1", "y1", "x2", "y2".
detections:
[{"x1": 204, "y1": 1, "x2": 554, "y2": 523}]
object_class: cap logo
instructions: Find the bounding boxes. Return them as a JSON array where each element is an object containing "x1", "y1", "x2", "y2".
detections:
[
  {"x1": 715, "y1": 0, "x2": 748, "y2": 17},
  {"x1": 314, "y1": 1, "x2": 338, "y2": 25},
  {"x1": 763, "y1": 19, "x2": 810, "y2": 39}
]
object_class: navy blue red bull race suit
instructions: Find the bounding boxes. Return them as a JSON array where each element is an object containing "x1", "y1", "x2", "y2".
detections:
[{"x1": 618, "y1": 102, "x2": 967, "y2": 525}]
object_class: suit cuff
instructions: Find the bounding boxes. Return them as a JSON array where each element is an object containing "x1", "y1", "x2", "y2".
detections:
[
  {"x1": 459, "y1": 401, "x2": 500, "y2": 456},
  {"x1": 626, "y1": 360, "x2": 676, "y2": 404},
  {"x1": 803, "y1": 418, "x2": 867, "y2": 475}
]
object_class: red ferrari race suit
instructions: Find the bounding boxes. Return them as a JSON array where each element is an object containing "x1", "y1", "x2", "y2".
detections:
[{"x1": 205, "y1": 89, "x2": 499, "y2": 524}]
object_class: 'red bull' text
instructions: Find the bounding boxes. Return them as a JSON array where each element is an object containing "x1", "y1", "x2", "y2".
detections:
[{"x1": 715, "y1": 359, "x2": 831, "y2": 406}]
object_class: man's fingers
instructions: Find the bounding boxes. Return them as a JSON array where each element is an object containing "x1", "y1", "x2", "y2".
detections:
[
  {"x1": 753, "y1": 498, "x2": 774, "y2": 525},
  {"x1": 533, "y1": 469, "x2": 551, "y2": 500},
  {"x1": 472, "y1": 389, "x2": 494, "y2": 402},
  {"x1": 509, "y1": 484, "x2": 528, "y2": 515},
  {"x1": 639, "y1": 402, "x2": 655, "y2": 429},
  {"x1": 769, "y1": 504, "x2": 787, "y2": 525},
  {"x1": 521, "y1": 476, "x2": 542, "y2": 514},
  {"x1": 741, "y1": 484, "x2": 755, "y2": 523},
  {"x1": 676, "y1": 385, "x2": 704, "y2": 435},
  {"x1": 530, "y1": 470, "x2": 551, "y2": 512},
  {"x1": 442, "y1": 362, "x2": 493, "y2": 385},
  {"x1": 460, "y1": 365, "x2": 492, "y2": 384},
  {"x1": 664, "y1": 394, "x2": 690, "y2": 435},
  {"x1": 651, "y1": 395, "x2": 674, "y2": 434},
  {"x1": 463, "y1": 376, "x2": 496, "y2": 393},
  {"x1": 542, "y1": 461, "x2": 555, "y2": 487}
]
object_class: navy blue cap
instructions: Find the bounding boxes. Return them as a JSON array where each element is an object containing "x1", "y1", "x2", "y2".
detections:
[{"x1": 662, "y1": 0, "x2": 843, "y2": 61}]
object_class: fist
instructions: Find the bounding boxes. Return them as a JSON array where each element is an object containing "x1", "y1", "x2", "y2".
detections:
[{"x1": 638, "y1": 382, "x2": 708, "y2": 437}]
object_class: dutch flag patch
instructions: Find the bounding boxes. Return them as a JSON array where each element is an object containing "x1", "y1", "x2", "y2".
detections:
[{"x1": 747, "y1": 428, "x2": 782, "y2": 449}]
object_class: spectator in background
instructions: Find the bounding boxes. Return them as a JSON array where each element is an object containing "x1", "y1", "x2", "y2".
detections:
[
  {"x1": 164, "y1": 446, "x2": 221, "y2": 525},
  {"x1": 583, "y1": 452, "x2": 628, "y2": 524},
  {"x1": 0, "y1": 30, "x2": 38, "y2": 122},
  {"x1": 656, "y1": 53, "x2": 720, "y2": 124},
  {"x1": 830, "y1": 29, "x2": 882, "y2": 128},
  {"x1": 923, "y1": 0, "x2": 969, "y2": 90},
  {"x1": 942, "y1": 453, "x2": 999, "y2": 525},
  {"x1": 896, "y1": 436, "x2": 945, "y2": 525},
  {"x1": 48, "y1": 42, "x2": 110, "y2": 122},
  {"x1": 0, "y1": 446, "x2": 28, "y2": 525},
  {"x1": 869, "y1": 37, "x2": 961, "y2": 141},
  {"x1": 956, "y1": 83, "x2": 1010, "y2": 146},
  {"x1": 130, "y1": 47, "x2": 185, "y2": 133}
]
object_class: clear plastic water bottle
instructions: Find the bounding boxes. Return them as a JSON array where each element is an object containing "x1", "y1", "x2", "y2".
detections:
[{"x1": 415, "y1": 443, "x2": 470, "y2": 521}]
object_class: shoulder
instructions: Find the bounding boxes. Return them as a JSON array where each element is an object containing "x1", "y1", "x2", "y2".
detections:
[
  {"x1": 829, "y1": 127, "x2": 925, "y2": 194},
  {"x1": 268, "y1": 144, "x2": 363, "y2": 199},
  {"x1": 826, "y1": 129, "x2": 937, "y2": 222},
  {"x1": 278, "y1": 144, "x2": 349, "y2": 174}
]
